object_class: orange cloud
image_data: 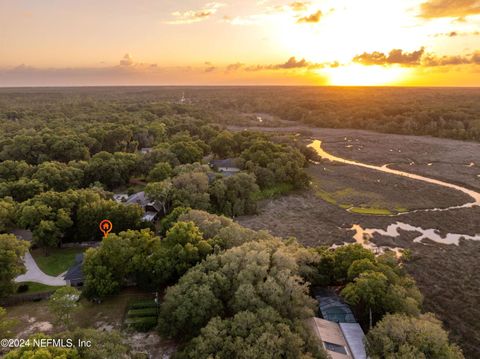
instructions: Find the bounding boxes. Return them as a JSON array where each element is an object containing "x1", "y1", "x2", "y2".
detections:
[
  {"x1": 289, "y1": 1, "x2": 310, "y2": 12},
  {"x1": 296, "y1": 10, "x2": 322, "y2": 23},
  {"x1": 419, "y1": 0, "x2": 480, "y2": 19},
  {"x1": 353, "y1": 48, "x2": 480, "y2": 67},
  {"x1": 353, "y1": 48, "x2": 425, "y2": 66},
  {"x1": 166, "y1": 2, "x2": 224, "y2": 24}
]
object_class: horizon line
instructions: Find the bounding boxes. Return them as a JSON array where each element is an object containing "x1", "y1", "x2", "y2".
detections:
[{"x1": 1, "y1": 84, "x2": 480, "y2": 89}]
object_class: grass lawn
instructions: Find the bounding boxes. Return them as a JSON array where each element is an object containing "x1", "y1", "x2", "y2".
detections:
[
  {"x1": 17, "y1": 282, "x2": 62, "y2": 294},
  {"x1": 31, "y1": 248, "x2": 84, "y2": 276},
  {"x1": 349, "y1": 207, "x2": 393, "y2": 215}
]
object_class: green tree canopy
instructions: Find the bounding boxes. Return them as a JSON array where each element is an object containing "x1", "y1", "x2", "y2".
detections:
[
  {"x1": 147, "y1": 161, "x2": 172, "y2": 182},
  {"x1": 179, "y1": 308, "x2": 327, "y2": 359},
  {"x1": 48, "y1": 287, "x2": 81, "y2": 329},
  {"x1": 366, "y1": 313, "x2": 464, "y2": 359},
  {"x1": 0, "y1": 234, "x2": 29, "y2": 298},
  {"x1": 32, "y1": 161, "x2": 84, "y2": 191},
  {"x1": 0, "y1": 197, "x2": 17, "y2": 232},
  {"x1": 158, "y1": 237, "x2": 317, "y2": 339}
]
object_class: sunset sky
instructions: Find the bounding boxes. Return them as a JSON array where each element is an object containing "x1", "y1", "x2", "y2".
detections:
[{"x1": 1, "y1": 0, "x2": 480, "y2": 86}]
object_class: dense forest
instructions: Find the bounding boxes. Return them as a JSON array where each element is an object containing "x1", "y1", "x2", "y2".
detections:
[
  {"x1": 187, "y1": 86, "x2": 480, "y2": 141},
  {"x1": 0, "y1": 88, "x2": 467, "y2": 358},
  {"x1": 0, "y1": 88, "x2": 311, "y2": 253},
  {"x1": 2, "y1": 86, "x2": 479, "y2": 141}
]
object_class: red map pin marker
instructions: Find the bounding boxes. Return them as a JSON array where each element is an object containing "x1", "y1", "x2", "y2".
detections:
[{"x1": 99, "y1": 219, "x2": 113, "y2": 238}]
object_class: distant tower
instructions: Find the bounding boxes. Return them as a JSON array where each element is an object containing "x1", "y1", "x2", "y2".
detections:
[{"x1": 180, "y1": 91, "x2": 186, "y2": 104}]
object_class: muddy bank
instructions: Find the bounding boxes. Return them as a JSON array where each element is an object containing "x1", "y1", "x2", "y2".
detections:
[{"x1": 237, "y1": 190, "x2": 480, "y2": 246}]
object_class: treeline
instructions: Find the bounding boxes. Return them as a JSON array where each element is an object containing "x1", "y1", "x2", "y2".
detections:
[
  {"x1": 180, "y1": 87, "x2": 480, "y2": 142},
  {"x1": 0, "y1": 93, "x2": 310, "y2": 252}
]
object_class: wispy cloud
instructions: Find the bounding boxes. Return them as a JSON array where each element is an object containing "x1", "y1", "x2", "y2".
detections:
[
  {"x1": 225, "y1": 62, "x2": 244, "y2": 71},
  {"x1": 423, "y1": 51, "x2": 480, "y2": 66},
  {"x1": 119, "y1": 53, "x2": 134, "y2": 66},
  {"x1": 241, "y1": 56, "x2": 335, "y2": 71},
  {"x1": 419, "y1": 0, "x2": 480, "y2": 19},
  {"x1": 166, "y1": 2, "x2": 225, "y2": 24},
  {"x1": 432, "y1": 30, "x2": 480, "y2": 37},
  {"x1": 289, "y1": 1, "x2": 311, "y2": 12}
]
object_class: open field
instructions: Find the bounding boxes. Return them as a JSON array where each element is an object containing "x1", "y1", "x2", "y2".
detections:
[{"x1": 235, "y1": 123, "x2": 480, "y2": 358}]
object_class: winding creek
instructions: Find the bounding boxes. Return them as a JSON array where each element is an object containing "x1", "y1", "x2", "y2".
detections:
[{"x1": 307, "y1": 140, "x2": 480, "y2": 250}]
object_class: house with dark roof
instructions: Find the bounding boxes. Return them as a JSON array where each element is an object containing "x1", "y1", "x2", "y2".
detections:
[
  {"x1": 11, "y1": 229, "x2": 33, "y2": 242},
  {"x1": 125, "y1": 191, "x2": 162, "y2": 222},
  {"x1": 64, "y1": 253, "x2": 84, "y2": 287},
  {"x1": 209, "y1": 158, "x2": 240, "y2": 177}
]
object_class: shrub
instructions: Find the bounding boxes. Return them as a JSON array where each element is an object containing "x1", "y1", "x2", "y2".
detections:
[
  {"x1": 128, "y1": 300, "x2": 157, "y2": 309},
  {"x1": 127, "y1": 308, "x2": 158, "y2": 318},
  {"x1": 125, "y1": 317, "x2": 158, "y2": 332}
]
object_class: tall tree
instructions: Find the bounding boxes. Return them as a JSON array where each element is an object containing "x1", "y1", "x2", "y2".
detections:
[
  {"x1": 366, "y1": 313, "x2": 464, "y2": 359},
  {"x1": 48, "y1": 287, "x2": 81, "y2": 329},
  {"x1": 0, "y1": 234, "x2": 29, "y2": 298},
  {"x1": 0, "y1": 197, "x2": 17, "y2": 232}
]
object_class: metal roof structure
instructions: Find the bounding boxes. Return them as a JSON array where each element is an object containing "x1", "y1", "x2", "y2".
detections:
[
  {"x1": 126, "y1": 191, "x2": 161, "y2": 212},
  {"x1": 339, "y1": 323, "x2": 367, "y2": 359},
  {"x1": 315, "y1": 288, "x2": 357, "y2": 323}
]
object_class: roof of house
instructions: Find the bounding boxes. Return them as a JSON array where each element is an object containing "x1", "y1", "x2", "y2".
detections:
[
  {"x1": 141, "y1": 211, "x2": 158, "y2": 222},
  {"x1": 11, "y1": 229, "x2": 33, "y2": 241},
  {"x1": 210, "y1": 158, "x2": 239, "y2": 169},
  {"x1": 126, "y1": 191, "x2": 162, "y2": 214},
  {"x1": 64, "y1": 253, "x2": 84, "y2": 282},
  {"x1": 126, "y1": 191, "x2": 149, "y2": 206},
  {"x1": 339, "y1": 323, "x2": 367, "y2": 359},
  {"x1": 308, "y1": 317, "x2": 352, "y2": 359},
  {"x1": 113, "y1": 193, "x2": 129, "y2": 202}
]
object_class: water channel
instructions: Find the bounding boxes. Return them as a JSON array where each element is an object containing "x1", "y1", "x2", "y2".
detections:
[{"x1": 307, "y1": 140, "x2": 480, "y2": 250}]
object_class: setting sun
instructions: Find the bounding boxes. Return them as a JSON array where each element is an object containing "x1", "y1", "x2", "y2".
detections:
[
  {"x1": 0, "y1": 0, "x2": 479, "y2": 86},
  {"x1": 324, "y1": 64, "x2": 410, "y2": 86}
]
